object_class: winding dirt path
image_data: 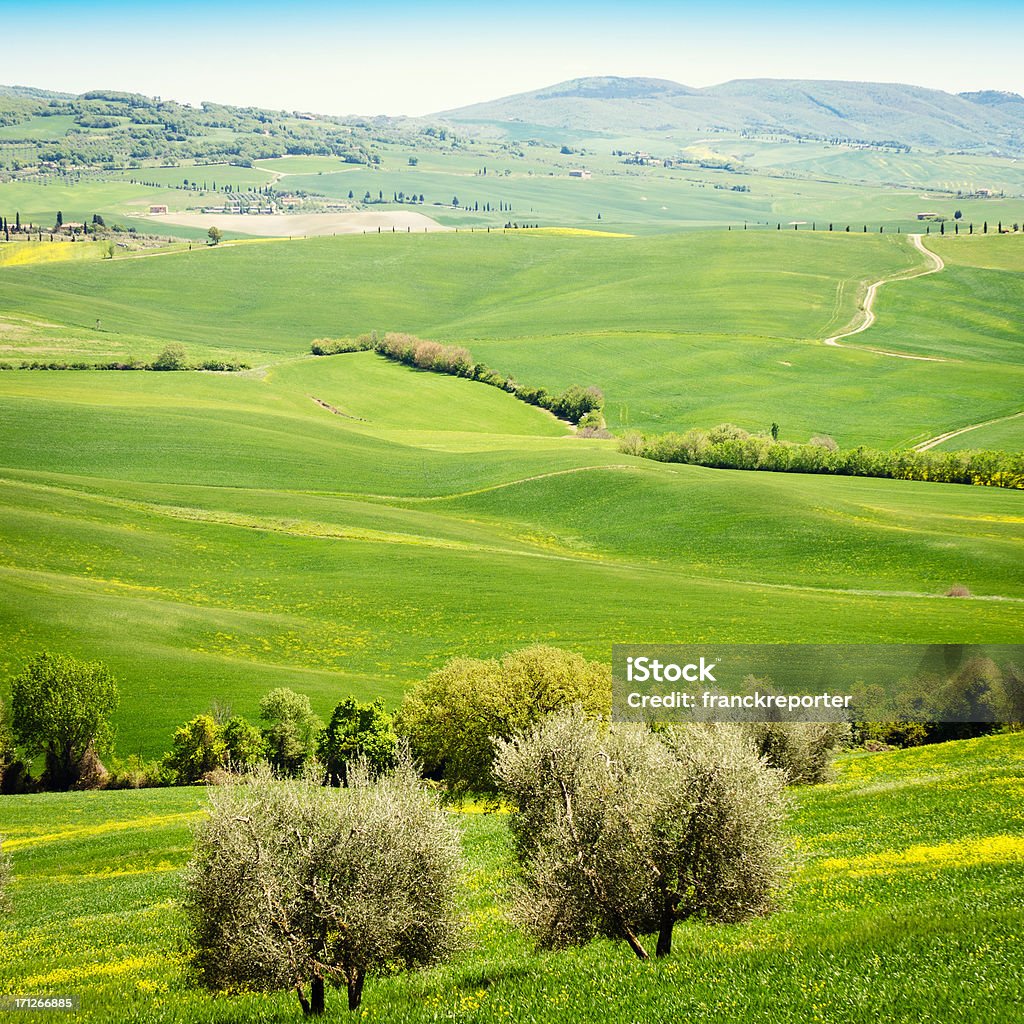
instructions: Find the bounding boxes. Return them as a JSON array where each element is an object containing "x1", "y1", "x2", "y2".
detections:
[
  {"x1": 823, "y1": 233, "x2": 948, "y2": 361},
  {"x1": 913, "y1": 410, "x2": 1024, "y2": 452}
]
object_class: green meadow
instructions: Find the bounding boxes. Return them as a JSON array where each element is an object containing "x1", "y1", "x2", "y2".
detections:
[
  {"x1": 0, "y1": 347, "x2": 1021, "y2": 756},
  {"x1": 0, "y1": 226, "x2": 1021, "y2": 758},
  {"x1": 2, "y1": 734, "x2": 1022, "y2": 1022},
  {"x1": 1, "y1": 229, "x2": 1022, "y2": 445}
]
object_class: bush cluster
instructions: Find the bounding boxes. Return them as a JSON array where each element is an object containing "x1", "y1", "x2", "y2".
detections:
[
  {"x1": 0, "y1": 354, "x2": 248, "y2": 373},
  {"x1": 851, "y1": 657, "x2": 1024, "y2": 748},
  {"x1": 310, "y1": 334, "x2": 376, "y2": 355},
  {"x1": 620, "y1": 424, "x2": 1024, "y2": 489}
]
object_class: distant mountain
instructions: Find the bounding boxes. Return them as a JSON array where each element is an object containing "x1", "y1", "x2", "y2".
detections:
[{"x1": 439, "y1": 76, "x2": 1024, "y2": 154}]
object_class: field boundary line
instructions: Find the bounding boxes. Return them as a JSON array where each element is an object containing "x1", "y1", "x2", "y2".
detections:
[{"x1": 823, "y1": 234, "x2": 948, "y2": 361}]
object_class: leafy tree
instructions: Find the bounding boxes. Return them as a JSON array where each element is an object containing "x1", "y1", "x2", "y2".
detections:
[
  {"x1": 162, "y1": 714, "x2": 227, "y2": 784},
  {"x1": 182, "y1": 756, "x2": 463, "y2": 1014},
  {"x1": 207, "y1": 225, "x2": 222, "y2": 245},
  {"x1": 10, "y1": 652, "x2": 119, "y2": 790},
  {"x1": 494, "y1": 710, "x2": 787, "y2": 960},
  {"x1": 260, "y1": 688, "x2": 323, "y2": 776},
  {"x1": 318, "y1": 697, "x2": 397, "y2": 786},
  {"x1": 397, "y1": 646, "x2": 610, "y2": 797},
  {"x1": 221, "y1": 715, "x2": 266, "y2": 769},
  {"x1": 549, "y1": 384, "x2": 604, "y2": 424}
]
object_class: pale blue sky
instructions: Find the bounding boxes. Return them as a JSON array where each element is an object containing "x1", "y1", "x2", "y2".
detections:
[{"x1": 1, "y1": 1, "x2": 1020, "y2": 115}]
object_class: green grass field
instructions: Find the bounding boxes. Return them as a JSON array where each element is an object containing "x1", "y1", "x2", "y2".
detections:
[
  {"x1": 0, "y1": 228, "x2": 1022, "y2": 757},
  {"x1": 0, "y1": 349, "x2": 1020, "y2": 756},
  {"x1": 1, "y1": 230, "x2": 1021, "y2": 446},
  {"x1": 2, "y1": 734, "x2": 1022, "y2": 1022}
]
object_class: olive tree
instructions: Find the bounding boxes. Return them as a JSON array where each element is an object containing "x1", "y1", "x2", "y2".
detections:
[
  {"x1": 494, "y1": 710, "x2": 788, "y2": 959},
  {"x1": 396, "y1": 645, "x2": 610, "y2": 796},
  {"x1": 743, "y1": 721, "x2": 849, "y2": 785},
  {"x1": 182, "y1": 755, "x2": 463, "y2": 1014},
  {"x1": 10, "y1": 652, "x2": 119, "y2": 790}
]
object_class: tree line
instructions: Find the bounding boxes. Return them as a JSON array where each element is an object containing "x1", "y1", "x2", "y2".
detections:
[
  {"x1": 0, "y1": 344, "x2": 249, "y2": 373},
  {"x1": 619, "y1": 424, "x2": 1024, "y2": 489},
  {"x1": 312, "y1": 331, "x2": 605, "y2": 427}
]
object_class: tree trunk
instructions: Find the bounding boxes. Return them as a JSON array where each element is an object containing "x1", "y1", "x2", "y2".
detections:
[
  {"x1": 618, "y1": 921, "x2": 650, "y2": 961},
  {"x1": 297, "y1": 978, "x2": 325, "y2": 1016},
  {"x1": 311, "y1": 978, "x2": 325, "y2": 1015},
  {"x1": 656, "y1": 905, "x2": 675, "y2": 957},
  {"x1": 347, "y1": 970, "x2": 365, "y2": 1010}
]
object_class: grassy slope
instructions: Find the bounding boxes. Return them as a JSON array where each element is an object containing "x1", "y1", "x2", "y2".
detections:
[
  {"x1": 1, "y1": 734, "x2": 1022, "y2": 1022},
  {"x1": 0, "y1": 354, "x2": 1021, "y2": 756},
  {"x1": 1, "y1": 230, "x2": 1021, "y2": 445}
]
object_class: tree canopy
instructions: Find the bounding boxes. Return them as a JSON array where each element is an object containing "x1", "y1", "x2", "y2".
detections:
[
  {"x1": 9, "y1": 652, "x2": 119, "y2": 790},
  {"x1": 183, "y1": 756, "x2": 463, "y2": 1014}
]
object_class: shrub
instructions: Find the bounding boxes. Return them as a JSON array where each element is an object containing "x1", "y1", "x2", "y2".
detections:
[
  {"x1": 494, "y1": 711, "x2": 788, "y2": 959},
  {"x1": 744, "y1": 721, "x2": 850, "y2": 784},
  {"x1": 945, "y1": 584, "x2": 972, "y2": 597},
  {"x1": 105, "y1": 754, "x2": 166, "y2": 789},
  {"x1": 151, "y1": 343, "x2": 188, "y2": 370},
  {"x1": 396, "y1": 646, "x2": 611, "y2": 797},
  {"x1": 310, "y1": 337, "x2": 374, "y2": 356},
  {"x1": 182, "y1": 756, "x2": 463, "y2": 1013}
]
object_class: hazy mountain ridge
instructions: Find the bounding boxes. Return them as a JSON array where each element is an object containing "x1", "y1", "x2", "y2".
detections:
[{"x1": 439, "y1": 76, "x2": 1024, "y2": 153}]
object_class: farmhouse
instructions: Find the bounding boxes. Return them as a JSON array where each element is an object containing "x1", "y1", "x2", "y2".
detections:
[
  {"x1": 568, "y1": 169, "x2": 592, "y2": 179},
  {"x1": 916, "y1": 212, "x2": 939, "y2": 220},
  {"x1": 149, "y1": 204, "x2": 169, "y2": 215}
]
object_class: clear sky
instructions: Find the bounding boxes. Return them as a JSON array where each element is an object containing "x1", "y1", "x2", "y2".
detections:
[{"x1": 1, "y1": 0, "x2": 1020, "y2": 116}]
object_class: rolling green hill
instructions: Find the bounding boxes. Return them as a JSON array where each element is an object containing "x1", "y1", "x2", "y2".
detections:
[
  {"x1": 2, "y1": 733, "x2": 1022, "y2": 1021},
  {"x1": 2, "y1": 230, "x2": 1021, "y2": 446},
  {"x1": 0, "y1": 349, "x2": 1020, "y2": 756}
]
